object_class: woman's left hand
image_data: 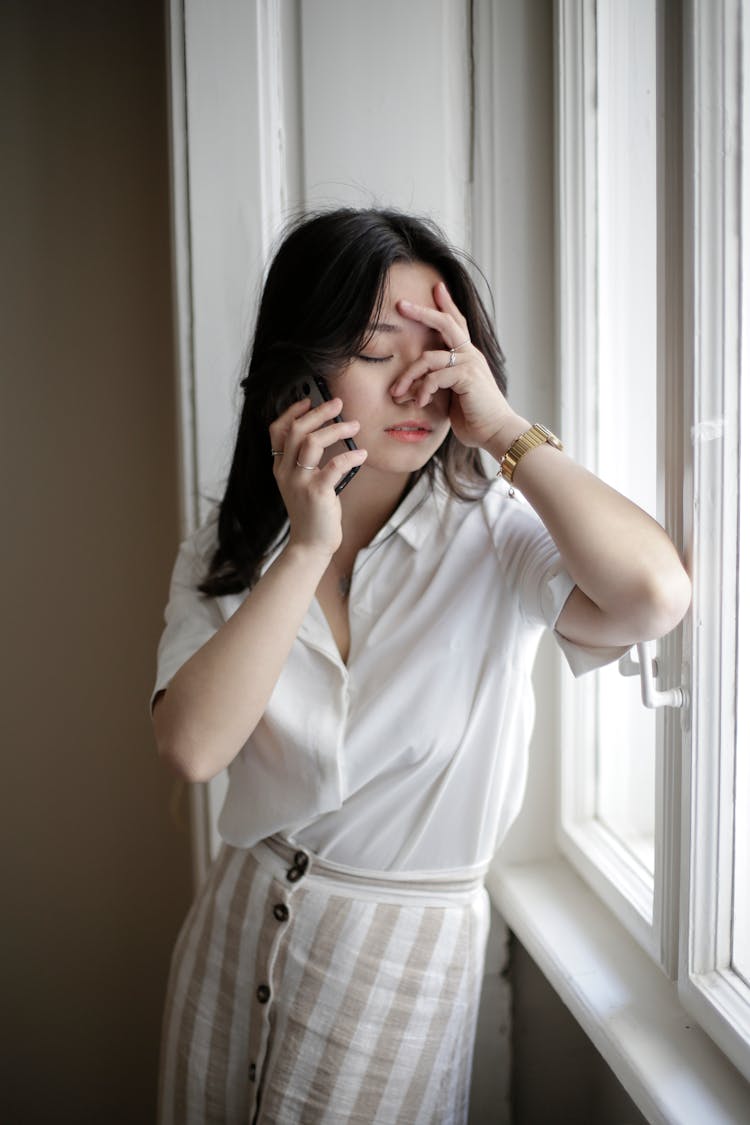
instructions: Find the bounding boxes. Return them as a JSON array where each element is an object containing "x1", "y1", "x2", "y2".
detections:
[{"x1": 390, "y1": 281, "x2": 518, "y2": 449}]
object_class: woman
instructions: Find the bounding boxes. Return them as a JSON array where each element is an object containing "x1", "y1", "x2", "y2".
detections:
[{"x1": 152, "y1": 208, "x2": 690, "y2": 1124}]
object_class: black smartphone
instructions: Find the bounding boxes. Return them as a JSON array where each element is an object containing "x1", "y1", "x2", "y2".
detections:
[{"x1": 296, "y1": 374, "x2": 361, "y2": 493}]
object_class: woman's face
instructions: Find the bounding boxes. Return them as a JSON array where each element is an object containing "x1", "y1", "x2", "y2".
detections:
[{"x1": 327, "y1": 261, "x2": 453, "y2": 478}]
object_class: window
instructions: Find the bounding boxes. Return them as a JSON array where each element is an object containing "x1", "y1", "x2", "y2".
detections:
[
  {"x1": 556, "y1": 0, "x2": 674, "y2": 960},
  {"x1": 556, "y1": 0, "x2": 750, "y2": 1083}
]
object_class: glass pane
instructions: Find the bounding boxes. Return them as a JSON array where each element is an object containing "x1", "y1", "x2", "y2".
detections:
[
  {"x1": 596, "y1": 666, "x2": 656, "y2": 873},
  {"x1": 732, "y1": 50, "x2": 750, "y2": 981},
  {"x1": 593, "y1": 0, "x2": 658, "y2": 876}
]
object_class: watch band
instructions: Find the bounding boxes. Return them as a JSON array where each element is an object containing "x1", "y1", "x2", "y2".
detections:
[{"x1": 498, "y1": 424, "x2": 563, "y2": 483}]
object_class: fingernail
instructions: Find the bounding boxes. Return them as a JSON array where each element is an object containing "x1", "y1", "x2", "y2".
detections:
[{"x1": 399, "y1": 299, "x2": 414, "y2": 308}]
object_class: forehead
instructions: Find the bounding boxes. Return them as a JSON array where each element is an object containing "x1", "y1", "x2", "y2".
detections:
[{"x1": 380, "y1": 261, "x2": 444, "y2": 311}]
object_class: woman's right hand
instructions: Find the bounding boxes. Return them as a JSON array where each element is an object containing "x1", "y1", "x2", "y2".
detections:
[{"x1": 269, "y1": 397, "x2": 367, "y2": 558}]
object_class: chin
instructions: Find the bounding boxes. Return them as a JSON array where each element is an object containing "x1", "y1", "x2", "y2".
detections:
[{"x1": 365, "y1": 450, "x2": 440, "y2": 479}]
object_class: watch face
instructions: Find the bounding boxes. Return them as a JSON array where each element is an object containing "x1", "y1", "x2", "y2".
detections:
[{"x1": 538, "y1": 425, "x2": 563, "y2": 450}]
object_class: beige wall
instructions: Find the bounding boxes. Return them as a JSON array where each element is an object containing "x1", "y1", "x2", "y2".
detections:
[{"x1": 1, "y1": 3, "x2": 192, "y2": 1120}]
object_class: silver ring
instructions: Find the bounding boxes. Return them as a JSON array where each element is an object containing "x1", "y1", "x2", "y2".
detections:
[
  {"x1": 271, "y1": 449, "x2": 284, "y2": 457},
  {"x1": 447, "y1": 350, "x2": 457, "y2": 368},
  {"x1": 454, "y1": 337, "x2": 471, "y2": 350},
  {"x1": 296, "y1": 460, "x2": 316, "y2": 470}
]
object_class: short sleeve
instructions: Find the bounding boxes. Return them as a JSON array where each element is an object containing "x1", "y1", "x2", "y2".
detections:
[
  {"x1": 483, "y1": 487, "x2": 576, "y2": 625},
  {"x1": 482, "y1": 485, "x2": 628, "y2": 678},
  {"x1": 552, "y1": 631, "x2": 630, "y2": 677},
  {"x1": 150, "y1": 515, "x2": 224, "y2": 711}
]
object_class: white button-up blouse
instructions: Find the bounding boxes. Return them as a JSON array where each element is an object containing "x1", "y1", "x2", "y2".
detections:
[{"x1": 153, "y1": 476, "x2": 622, "y2": 873}]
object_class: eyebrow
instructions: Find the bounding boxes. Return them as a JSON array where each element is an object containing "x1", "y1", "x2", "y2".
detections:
[{"x1": 367, "y1": 321, "x2": 402, "y2": 334}]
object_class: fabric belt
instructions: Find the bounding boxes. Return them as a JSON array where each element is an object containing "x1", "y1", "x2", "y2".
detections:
[{"x1": 256, "y1": 833, "x2": 488, "y2": 908}]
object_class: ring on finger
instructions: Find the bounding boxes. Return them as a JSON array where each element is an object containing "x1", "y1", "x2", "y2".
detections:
[
  {"x1": 271, "y1": 449, "x2": 284, "y2": 457},
  {"x1": 447, "y1": 350, "x2": 457, "y2": 368},
  {"x1": 296, "y1": 459, "x2": 316, "y2": 470}
]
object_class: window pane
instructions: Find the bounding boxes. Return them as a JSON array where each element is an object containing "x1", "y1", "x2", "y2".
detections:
[
  {"x1": 732, "y1": 54, "x2": 750, "y2": 982},
  {"x1": 596, "y1": 668, "x2": 656, "y2": 873},
  {"x1": 593, "y1": 0, "x2": 658, "y2": 876}
]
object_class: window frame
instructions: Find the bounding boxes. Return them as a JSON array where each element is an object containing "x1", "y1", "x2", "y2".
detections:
[
  {"x1": 678, "y1": 0, "x2": 750, "y2": 1083},
  {"x1": 552, "y1": 0, "x2": 750, "y2": 1085}
]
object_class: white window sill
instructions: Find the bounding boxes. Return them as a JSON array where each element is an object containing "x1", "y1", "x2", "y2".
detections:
[{"x1": 487, "y1": 858, "x2": 750, "y2": 1125}]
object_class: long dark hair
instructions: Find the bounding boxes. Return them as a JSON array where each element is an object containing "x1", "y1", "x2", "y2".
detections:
[{"x1": 200, "y1": 208, "x2": 508, "y2": 596}]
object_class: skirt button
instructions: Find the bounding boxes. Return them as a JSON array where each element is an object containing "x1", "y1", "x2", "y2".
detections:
[
  {"x1": 256, "y1": 984, "x2": 271, "y2": 1004},
  {"x1": 273, "y1": 902, "x2": 290, "y2": 922}
]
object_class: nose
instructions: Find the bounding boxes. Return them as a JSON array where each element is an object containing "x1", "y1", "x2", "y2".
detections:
[{"x1": 390, "y1": 369, "x2": 417, "y2": 405}]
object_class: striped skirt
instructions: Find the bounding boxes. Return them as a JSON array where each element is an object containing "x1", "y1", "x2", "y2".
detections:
[{"x1": 157, "y1": 835, "x2": 490, "y2": 1124}]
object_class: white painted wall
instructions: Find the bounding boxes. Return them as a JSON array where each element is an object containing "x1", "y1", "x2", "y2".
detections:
[{"x1": 299, "y1": 0, "x2": 470, "y2": 243}]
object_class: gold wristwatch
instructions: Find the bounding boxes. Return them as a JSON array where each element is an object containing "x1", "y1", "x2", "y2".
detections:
[{"x1": 498, "y1": 424, "x2": 563, "y2": 483}]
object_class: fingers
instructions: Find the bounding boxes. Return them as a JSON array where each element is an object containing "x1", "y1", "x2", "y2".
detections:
[
  {"x1": 269, "y1": 393, "x2": 336, "y2": 439},
  {"x1": 316, "y1": 446, "x2": 368, "y2": 488},
  {"x1": 390, "y1": 350, "x2": 463, "y2": 407},
  {"x1": 397, "y1": 281, "x2": 470, "y2": 349},
  {"x1": 434, "y1": 278, "x2": 461, "y2": 313},
  {"x1": 269, "y1": 396, "x2": 348, "y2": 463},
  {"x1": 268, "y1": 396, "x2": 314, "y2": 456},
  {"x1": 295, "y1": 417, "x2": 361, "y2": 471},
  {"x1": 268, "y1": 396, "x2": 364, "y2": 487}
]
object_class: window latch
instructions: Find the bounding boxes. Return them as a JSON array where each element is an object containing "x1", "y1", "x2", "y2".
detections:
[{"x1": 618, "y1": 640, "x2": 685, "y2": 709}]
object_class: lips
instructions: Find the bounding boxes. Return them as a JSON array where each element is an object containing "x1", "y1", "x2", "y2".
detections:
[
  {"x1": 385, "y1": 420, "x2": 433, "y2": 433},
  {"x1": 384, "y1": 421, "x2": 434, "y2": 443}
]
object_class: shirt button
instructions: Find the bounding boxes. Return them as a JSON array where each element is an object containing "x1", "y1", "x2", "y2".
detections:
[
  {"x1": 256, "y1": 984, "x2": 271, "y2": 1004},
  {"x1": 286, "y1": 865, "x2": 301, "y2": 883},
  {"x1": 273, "y1": 902, "x2": 289, "y2": 922}
]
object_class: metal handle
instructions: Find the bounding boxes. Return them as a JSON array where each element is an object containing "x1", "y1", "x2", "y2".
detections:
[{"x1": 617, "y1": 640, "x2": 685, "y2": 709}]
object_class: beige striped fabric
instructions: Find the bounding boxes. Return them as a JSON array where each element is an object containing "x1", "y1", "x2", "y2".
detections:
[{"x1": 158, "y1": 836, "x2": 489, "y2": 1124}]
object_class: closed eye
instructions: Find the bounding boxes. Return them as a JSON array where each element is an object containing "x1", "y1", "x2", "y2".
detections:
[{"x1": 356, "y1": 354, "x2": 393, "y2": 364}]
